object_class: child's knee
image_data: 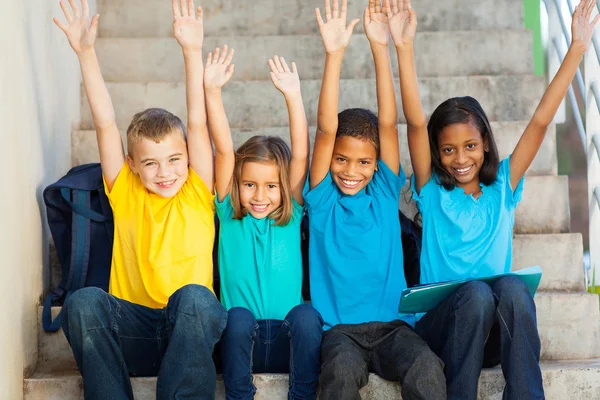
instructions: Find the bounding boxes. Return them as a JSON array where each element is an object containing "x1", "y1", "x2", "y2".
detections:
[
  {"x1": 224, "y1": 307, "x2": 257, "y2": 339},
  {"x1": 285, "y1": 304, "x2": 323, "y2": 333},
  {"x1": 457, "y1": 281, "x2": 495, "y2": 316},
  {"x1": 493, "y1": 276, "x2": 535, "y2": 311}
]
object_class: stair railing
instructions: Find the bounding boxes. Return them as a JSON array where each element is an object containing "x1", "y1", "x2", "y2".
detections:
[{"x1": 542, "y1": 0, "x2": 600, "y2": 289}]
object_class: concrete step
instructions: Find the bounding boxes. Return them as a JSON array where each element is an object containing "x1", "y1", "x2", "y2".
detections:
[
  {"x1": 36, "y1": 289, "x2": 595, "y2": 373},
  {"x1": 24, "y1": 360, "x2": 600, "y2": 399},
  {"x1": 72, "y1": 121, "x2": 558, "y2": 177},
  {"x1": 95, "y1": 31, "x2": 533, "y2": 82},
  {"x1": 80, "y1": 75, "x2": 545, "y2": 130},
  {"x1": 97, "y1": 0, "x2": 524, "y2": 38}
]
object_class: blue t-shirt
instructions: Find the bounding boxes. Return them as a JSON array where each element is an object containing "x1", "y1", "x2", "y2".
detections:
[
  {"x1": 412, "y1": 157, "x2": 524, "y2": 285},
  {"x1": 216, "y1": 194, "x2": 304, "y2": 321},
  {"x1": 304, "y1": 160, "x2": 414, "y2": 330}
]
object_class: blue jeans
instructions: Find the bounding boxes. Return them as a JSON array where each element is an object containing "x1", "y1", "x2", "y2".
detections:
[
  {"x1": 415, "y1": 276, "x2": 545, "y2": 400},
  {"x1": 319, "y1": 320, "x2": 446, "y2": 400},
  {"x1": 61, "y1": 285, "x2": 227, "y2": 400},
  {"x1": 220, "y1": 304, "x2": 323, "y2": 400}
]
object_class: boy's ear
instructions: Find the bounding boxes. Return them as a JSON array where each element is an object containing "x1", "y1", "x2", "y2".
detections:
[{"x1": 126, "y1": 155, "x2": 137, "y2": 174}]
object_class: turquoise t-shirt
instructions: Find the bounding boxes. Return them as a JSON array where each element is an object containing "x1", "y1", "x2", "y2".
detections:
[
  {"x1": 304, "y1": 160, "x2": 414, "y2": 330},
  {"x1": 216, "y1": 194, "x2": 303, "y2": 321},
  {"x1": 412, "y1": 156, "x2": 524, "y2": 285}
]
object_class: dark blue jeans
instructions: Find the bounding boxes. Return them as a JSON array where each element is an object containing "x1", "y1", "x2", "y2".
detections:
[
  {"x1": 61, "y1": 284, "x2": 227, "y2": 400},
  {"x1": 319, "y1": 320, "x2": 446, "y2": 400},
  {"x1": 415, "y1": 276, "x2": 545, "y2": 400},
  {"x1": 220, "y1": 304, "x2": 323, "y2": 400}
]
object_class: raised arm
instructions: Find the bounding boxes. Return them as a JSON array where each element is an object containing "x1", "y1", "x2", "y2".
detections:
[
  {"x1": 204, "y1": 46, "x2": 235, "y2": 201},
  {"x1": 269, "y1": 56, "x2": 309, "y2": 205},
  {"x1": 311, "y1": 0, "x2": 360, "y2": 189},
  {"x1": 365, "y1": 0, "x2": 400, "y2": 173},
  {"x1": 172, "y1": 0, "x2": 214, "y2": 191},
  {"x1": 54, "y1": 0, "x2": 124, "y2": 190},
  {"x1": 511, "y1": 0, "x2": 599, "y2": 189},
  {"x1": 389, "y1": 0, "x2": 430, "y2": 192}
]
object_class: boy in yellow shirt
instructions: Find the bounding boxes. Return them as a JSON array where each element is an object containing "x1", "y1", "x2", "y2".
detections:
[{"x1": 54, "y1": 1, "x2": 226, "y2": 399}]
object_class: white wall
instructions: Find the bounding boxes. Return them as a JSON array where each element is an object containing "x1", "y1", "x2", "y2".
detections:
[{"x1": 0, "y1": 0, "x2": 95, "y2": 398}]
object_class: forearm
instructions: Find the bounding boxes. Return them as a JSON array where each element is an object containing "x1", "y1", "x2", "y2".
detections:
[
  {"x1": 317, "y1": 52, "x2": 344, "y2": 136},
  {"x1": 531, "y1": 44, "x2": 585, "y2": 128},
  {"x1": 205, "y1": 89, "x2": 234, "y2": 155},
  {"x1": 286, "y1": 92, "x2": 309, "y2": 161},
  {"x1": 371, "y1": 44, "x2": 397, "y2": 129},
  {"x1": 396, "y1": 45, "x2": 427, "y2": 128},
  {"x1": 183, "y1": 50, "x2": 207, "y2": 132},
  {"x1": 78, "y1": 49, "x2": 117, "y2": 131}
]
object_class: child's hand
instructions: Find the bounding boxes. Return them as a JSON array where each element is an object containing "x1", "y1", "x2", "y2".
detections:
[
  {"x1": 53, "y1": 0, "x2": 99, "y2": 55},
  {"x1": 364, "y1": 0, "x2": 391, "y2": 46},
  {"x1": 204, "y1": 46, "x2": 235, "y2": 90},
  {"x1": 172, "y1": 0, "x2": 204, "y2": 51},
  {"x1": 269, "y1": 56, "x2": 301, "y2": 97},
  {"x1": 388, "y1": 0, "x2": 417, "y2": 50},
  {"x1": 315, "y1": 0, "x2": 360, "y2": 54},
  {"x1": 571, "y1": 0, "x2": 600, "y2": 52}
]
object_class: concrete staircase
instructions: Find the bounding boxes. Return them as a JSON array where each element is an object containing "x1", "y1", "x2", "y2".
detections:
[{"x1": 25, "y1": 0, "x2": 600, "y2": 398}]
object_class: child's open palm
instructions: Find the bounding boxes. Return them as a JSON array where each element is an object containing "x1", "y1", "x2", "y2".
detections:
[
  {"x1": 204, "y1": 46, "x2": 235, "y2": 90},
  {"x1": 571, "y1": 0, "x2": 600, "y2": 51},
  {"x1": 316, "y1": 0, "x2": 360, "y2": 54},
  {"x1": 388, "y1": 0, "x2": 417, "y2": 49},
  {"x1": 269, "y1": 56, "x2": 301, "y2": 96},
  {"x1": 364, "y1": 0, "x2": 391, "y2": 46},
  {"x1": 172, "y1": 0, "x2": 204, "y2": 51},
  {"x1": 53, "y1": 0, "x2": 99, "y2": 54}
]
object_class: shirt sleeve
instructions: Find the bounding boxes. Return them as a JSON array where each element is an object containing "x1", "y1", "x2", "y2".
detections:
[
  {"x1": 290, "y1": 197, "x2": 305, "y2": 225},
  {"x1": 369, "y1": 159, "x2": 405, "y2": 200},
  {"x1": 103, "y1": 162, "x2": 134, "y2": 210},
  {"x1": 215, "y1": 192, "x2": 234, "y2": 221},
  {"x1": 500, "y1": 156, "x2": 524, "y2": 209},
  {"x1": 180, "y1": 168, "x2": 216, "y2": 213},
  {"x1": 410, "y1": 173, "x2": 436, "y2": 213},
  {"x1": 303, "y1": 172, "x2": 337, "y2": 213}
]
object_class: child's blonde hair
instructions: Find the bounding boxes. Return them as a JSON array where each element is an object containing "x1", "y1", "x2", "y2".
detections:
[
  {"x1": 126, "y1": 108, "x2": 186, "y2": 158},
  {"x1": 231, "y1": 135, "x2": 293, "y2": 225}
]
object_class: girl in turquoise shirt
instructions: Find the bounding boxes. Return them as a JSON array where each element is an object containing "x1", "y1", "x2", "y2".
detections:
[
  {"x1": 392, "y1": 0, "x2": 599, "y2": 398},
  {"x1": 204, "y1": 48, "x2": 323, "y2": 400}
]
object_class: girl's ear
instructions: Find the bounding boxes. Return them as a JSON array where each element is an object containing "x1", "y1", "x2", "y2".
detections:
[{"x1": 483, "y1": 137, "x2": 489, "y2": 152}]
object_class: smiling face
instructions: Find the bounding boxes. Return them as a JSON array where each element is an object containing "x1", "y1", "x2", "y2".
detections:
[
  {"x1": 329, "y1": 136, "x2": 378, "y2": 195},
  {"x1": 238, "y1": 161, "x2": 282, "y2": 219},
  {"x1": 127, "y1": 131, "x2": 189, "y2": 198},
  {"x1": 437, "y1": 122, "x2": 487, "y2": 193}
]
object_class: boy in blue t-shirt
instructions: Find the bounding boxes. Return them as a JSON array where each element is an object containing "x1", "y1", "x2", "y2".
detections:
[{"x1": 303, "y1": 1, "x2": 445, "y2": 399}]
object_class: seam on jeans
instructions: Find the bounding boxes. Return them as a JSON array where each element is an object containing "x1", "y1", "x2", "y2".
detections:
[
  {"x1": 265, "y1": 320, "x2": 271, "y2": 371},
  {"x1": 494, "y1": 293, "x2": 513, "y2": 341},
  {"x1": 112, "y1": 302, "x2": 121, "y2": 332}
]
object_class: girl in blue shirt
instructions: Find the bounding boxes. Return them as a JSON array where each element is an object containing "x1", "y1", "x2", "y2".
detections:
[
  {"x1": 392, "y1": 0, "x2": 599, "y2": 399},
  {"x1": 204, "y1": 48, "x2": 323, "y2": 399}
]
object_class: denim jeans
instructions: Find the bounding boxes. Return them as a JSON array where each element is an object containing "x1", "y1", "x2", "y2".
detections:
[
  {"x1": 319, "y1": 320, "x2": 446, "y2": 400},
  {"x1": 415, "y1": 276, "x2": 545, "y2": 400},
  {"x1": 61, "y1": 284, "x2": 227, "y2": 400},
  {"x1": 220, "y1": 304, "x2": 323, "y2": 400}
]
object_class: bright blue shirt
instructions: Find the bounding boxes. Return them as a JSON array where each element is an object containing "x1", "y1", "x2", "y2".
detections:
[
  {"x1": 412, "y1": 157, "x2": 524, "y2": 285},
  {"x1": 304, "y1": 160, "x2": 414, "y2": 330},
  {"x1": 216, "y1": 194, "x2": 304, "y2": 321}
]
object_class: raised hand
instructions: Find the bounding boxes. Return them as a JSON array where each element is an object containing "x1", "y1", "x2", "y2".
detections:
[
  {"x1": 388, "y1": 0, "x2": 417, "y2": 50},
  {"x1": 204, "y1": 46, "x2": 235, "y2": 90},
  {"x1": 315, "y1": 0, "x2": 361, "y2": 54},
  {"x1": 364, "y1": 0, "x2": 391, "y2": 46},
  {"x1": 571, "y1": 0, "x2": 600, "y2": 51},
  {"x1": 172, "y1": 0, "x2": 204, "y2": 51},
  {"x1": 53, "y1": 0, "x2": 99, "y2": 54},
  {"x1": 269, "y1": 56, "x2": 301, "y2": 96}
]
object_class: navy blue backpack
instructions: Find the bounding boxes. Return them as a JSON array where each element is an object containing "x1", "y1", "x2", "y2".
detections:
[{"x1": 42, "y1": 163, "x2": 113, "y2": 332}]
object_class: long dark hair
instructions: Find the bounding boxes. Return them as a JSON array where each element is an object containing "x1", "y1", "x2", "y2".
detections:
[{"x1": 427, "y1": 96, "x2": 500, "y2": 190}]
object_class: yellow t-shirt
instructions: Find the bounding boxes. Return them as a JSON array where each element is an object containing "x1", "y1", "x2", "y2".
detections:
[{"x1": 104, "y1": 163, "x2": 215, "y2": 308}]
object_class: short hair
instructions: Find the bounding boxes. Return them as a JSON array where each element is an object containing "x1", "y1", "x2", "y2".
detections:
[
  {"x1": 427, "y1": 96, "x2": 500, "y2": 190},
  {"x1": 336, "y1": 108, "x2": 380, "y2": 157},
  {"x1": 126, "y1": 108, "x2": 186, "y2": 157},
  {"x1": 230, "y1": 136, "x2": 294, "y2": 226}
]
